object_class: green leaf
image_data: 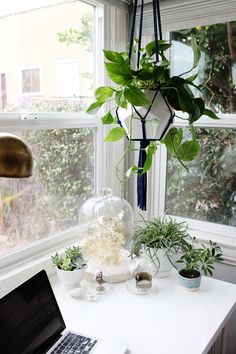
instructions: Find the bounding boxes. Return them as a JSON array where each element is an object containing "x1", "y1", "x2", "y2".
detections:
[
  {"x1": 104, "y1": 127, "x2": 126, "y2": 142},
  {"x1": 115, "y1": 91, "x2": 128, "y2": 109},
  {"x1": 145, "y1": 40, "x2": 171, "y2": 56},
  {"x1": 161, "y1": 128, "x2": 183, "y2": 156},
  {"x1": 186, "y1": 73, "x2": 198, "y2": 82},
  {"x1": 86, "y1": 101, "x2": 104, "y2": 114},
  {"x1": 203, "y1": 109, "x2": 220, "y2": 120},
  {"x1": 101, "y1": 111, "x2": 114, "y2": 125},
  {"x1": 177, "y1": 85, "x2": 194, "y2": 113},
  {"x1": 95, "y1": 86, "x2": 114, "y2": 102},
  {"x1": 126, "y1": 165, "x2": 139, "y2": 178},
  {"x1": 105, "y1": 62, "x2": 132, "y2": 86},
  {"x1": 164, "y1": 88, "x2": 181, "y2": 110},
  {"x1": 143, "y1": 143, "x2": 157, "y2": 173},
  {"x1": 103, "y1": 49, "x2": 124, "y2": 63},
  {"x1": 189, "y1": 98, "x2": 205, "y2": 124},
  {"x1": 124, "y1": 85, "x2": 150, "y2": 106},
  {"x1": 191, "y1": 36, "x2": 201, "y2": 69},
  {"x1": 177, "y1": 140, "x2": 200, "y2": 161}
]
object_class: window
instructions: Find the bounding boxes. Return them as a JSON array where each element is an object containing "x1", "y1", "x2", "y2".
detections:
[
  {"x1": 150, "y1": 19, "x2": 236, "y2": 260},
  {"x1": 57, "y1": 60, "x2": 80, "y2": 97},
  {"x1": 166, "y1": 127, "x2": 236, "y2": 227},
  {"x1": 0, "y1": 0, "x2": 98, "y2": 262},
  {"x1": 165, "y1": 22, "x2": 236, "y2": 226},
  {"x1": 22, "y1": 68, "x2": 40, "y2": 94},
  {"x1": 0, "y1": 73, "x2": 7, "y2": 109},
  {"x1": 0, "y1": 0, "x2": 128, "y2": 269},
  {"x1": 0, "y1": 126, "x2": 95, "y2": 258}
]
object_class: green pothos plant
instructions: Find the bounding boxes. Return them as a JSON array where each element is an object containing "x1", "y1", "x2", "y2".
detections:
[{"x1": 87, "y1": 37, "x2": 219, "y2": 180}]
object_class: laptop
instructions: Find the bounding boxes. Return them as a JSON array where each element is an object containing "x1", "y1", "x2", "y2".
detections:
[{"x1": 0, "y1": 270, "x2": 127, "y2": 354}]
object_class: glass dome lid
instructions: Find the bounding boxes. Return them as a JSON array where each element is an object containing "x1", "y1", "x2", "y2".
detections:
[{"x1": 79, "y1": 187, "x2": 134, "y2": 238}]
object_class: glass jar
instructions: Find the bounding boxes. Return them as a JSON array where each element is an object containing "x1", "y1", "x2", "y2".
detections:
[
  {"x1": 84, "y1": 263, "x2": 112, "y2": 295},
  {"x1": 126, "y1": 255, "x2": 156, "y2": 295},
  {"x1": 79, "y1": 187, "x2": 134, "y2": 241}
]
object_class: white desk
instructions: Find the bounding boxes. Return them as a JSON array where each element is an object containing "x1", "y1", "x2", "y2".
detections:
[{"x1": 50, "y1": 271, "x2": 236, "y2": 354}]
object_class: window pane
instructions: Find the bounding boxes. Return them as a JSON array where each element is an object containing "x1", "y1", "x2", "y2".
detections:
[
  {"x1": 22, "y1": 69, "x2": 40, "y2": 93},
  {"x1": 22, "y1": 70, "x2": 32, "y2": 93},
  {"x1": 170, "y1": 21, "x2": 236, "y2": 114},
  {"x1": 0, "y1": 128, "x2": 95, "y2": 257},
  {"x1": 0, "y1": 0, "x2": 94, "y2": 112},
  {"x1": 32, "y1": 69, "x2": 40, "y2": 93},
  {"x1": 165, "y1": 128, "x2": 236, "y2": 226}
]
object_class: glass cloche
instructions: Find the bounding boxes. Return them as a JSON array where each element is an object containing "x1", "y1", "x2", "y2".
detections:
[
  {"x1": 79, "y1": 188, "x2": 134, "y2": 283},
  {"x1": 79, "y1": 187, "x2": 134, "y2": 239}
]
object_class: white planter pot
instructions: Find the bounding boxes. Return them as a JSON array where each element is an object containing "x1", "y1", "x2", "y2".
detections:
[
  {"x1": 142, "y1": 246, "x2": 173, "y2": 278},
  {"x1": 56, "y1": 267, "x2": 86, "y2": 290},
  {"x1": 118, "y1": 90, "x2": 174, "y2": 141}
]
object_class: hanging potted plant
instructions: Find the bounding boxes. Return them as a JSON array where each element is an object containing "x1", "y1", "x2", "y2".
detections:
[
  {"x1": 51, "y1": 246, "x2": 87, "y2": 290},
  {"x1": 131, "y1": 216, "x2": 189, "y2": 277},
  {"x1": 86, "y1": 0, "x2": 219, "y2": 210},
  {"x1": 177, "y1": 239, "x2": 223, "y2": 291}
]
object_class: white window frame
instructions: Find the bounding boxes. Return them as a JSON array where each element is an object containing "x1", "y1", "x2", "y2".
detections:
[
  {"x1": 0, "y1": 0, "x2": 128, "y2": 280},
  {"x1": 20, "y1": 65, "x2": 42, "y2": 96}
]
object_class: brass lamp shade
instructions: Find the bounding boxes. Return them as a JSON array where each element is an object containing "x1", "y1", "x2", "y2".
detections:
[{"x1": 0, "y1": 133, "x2": 33, "y2": 178}]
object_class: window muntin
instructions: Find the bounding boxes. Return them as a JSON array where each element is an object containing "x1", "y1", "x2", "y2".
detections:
[
  {"x1": 0, "y1": 0, "x2": 94, "y2": 112},
  {"x1": 0, "y1": 127, "x2": 95, "y2": 258}
]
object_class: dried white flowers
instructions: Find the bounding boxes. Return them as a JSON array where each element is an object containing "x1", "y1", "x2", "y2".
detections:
[{"x1": 81, "y1": 213, "x2": 126, "y2": 264}]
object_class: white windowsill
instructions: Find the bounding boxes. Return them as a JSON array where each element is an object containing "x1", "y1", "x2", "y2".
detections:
[{"x1": 0, "y1": 224, "x2": 89, "y2": 297}]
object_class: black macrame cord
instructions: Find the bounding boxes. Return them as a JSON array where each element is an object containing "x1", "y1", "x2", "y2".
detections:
[{"x1": 116, "y1": 0, "x2": 174, "y2": 210}]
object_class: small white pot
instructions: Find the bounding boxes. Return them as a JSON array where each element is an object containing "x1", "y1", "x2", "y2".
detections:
[
  {"x1": 142, "y1": 246, "x2": 173, "y2": 278},
  {"x1": 56, "y1": 267, "x2": 86, "y2": 290}
]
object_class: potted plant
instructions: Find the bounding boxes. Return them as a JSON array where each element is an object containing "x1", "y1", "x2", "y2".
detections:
[
  {"x1": 131, "y1": 216, "x2": 189, "y2": 277},
  {"x1": 51, "y1": 246, "x2": 87, "y2": 290},
  {"x1": 177, "y1": 239, "x2": 223, "y2": 291},
  {"x1": 86, "y1": 38, "x2": 219, "y2": 179}
]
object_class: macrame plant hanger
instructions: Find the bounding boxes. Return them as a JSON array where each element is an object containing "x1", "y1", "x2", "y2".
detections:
[{"x1": 117, "y1": 0, "x2": 174, "y2": 211}]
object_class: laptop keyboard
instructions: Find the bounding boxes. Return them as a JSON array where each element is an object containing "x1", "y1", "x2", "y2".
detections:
[{"x1": 51, "y1": 332, "x2": 98, "y2": 354}]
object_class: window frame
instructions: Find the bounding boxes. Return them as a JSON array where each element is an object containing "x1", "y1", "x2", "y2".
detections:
[
  {"x1": 56, "y1": 59, "x2": 80, "y2": 97},
  {"x1": 0, "y1": 0, "x2": 128, "y2": 274},
  {"x1": 20, "y1": 66, "x2": 42, "y2": 95}
]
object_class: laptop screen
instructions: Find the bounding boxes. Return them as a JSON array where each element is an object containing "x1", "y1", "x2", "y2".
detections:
[{"x1": 0, "y1": 270, "x2": 66, "y2": 354}]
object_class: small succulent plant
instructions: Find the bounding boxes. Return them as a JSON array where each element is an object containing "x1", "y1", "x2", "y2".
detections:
[{"x1": 51, "y1": 246, "x2": 86, "y2": 271}]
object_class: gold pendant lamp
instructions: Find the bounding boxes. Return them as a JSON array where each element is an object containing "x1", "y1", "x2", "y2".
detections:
[{"x1": 0, "y1": 133, "x2": 33, "y2": 178}]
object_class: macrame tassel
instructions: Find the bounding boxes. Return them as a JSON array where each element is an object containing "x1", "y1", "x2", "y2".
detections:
[{"x1": 137, "y1": 140, "x2": 150, "y2": 211}]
